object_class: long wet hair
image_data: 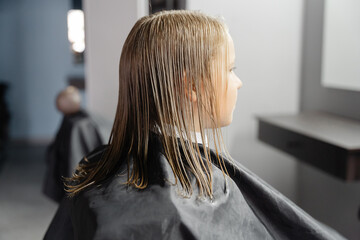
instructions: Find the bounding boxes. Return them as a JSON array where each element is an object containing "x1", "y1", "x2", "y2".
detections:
[{"x1": 66, "y1": 10, "x2": 232, "y2": 199}]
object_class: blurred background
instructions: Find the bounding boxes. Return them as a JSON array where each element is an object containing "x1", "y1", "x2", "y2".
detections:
[{"x1": 0, "y1": 0, "x2": 359, "y2": 239}]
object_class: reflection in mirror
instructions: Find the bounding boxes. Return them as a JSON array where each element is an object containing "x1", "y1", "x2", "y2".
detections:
[{"x1": 321, "y1": 0, "x2": 360, "y2": 91}]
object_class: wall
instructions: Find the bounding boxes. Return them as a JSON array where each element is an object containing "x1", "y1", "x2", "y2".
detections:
[
  {"x1": 299, "y1": 0, "x2": 360, "y2": 239},
  {"x1": 84, "y1": 0, "x2": 148, "y2": 122},
  {"x1": 0, "y1": 0, "x2": 84, "y2": 141},
  {"x1": 188, "y1": 0, "x2": 303, "y2": 202}
]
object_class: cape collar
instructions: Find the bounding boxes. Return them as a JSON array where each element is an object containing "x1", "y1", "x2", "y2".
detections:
[{"x1": 153, "y1": 124, "x2": 209, "y2": 146}]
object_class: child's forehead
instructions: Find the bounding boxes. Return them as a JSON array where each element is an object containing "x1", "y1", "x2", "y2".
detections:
[
  {"x1": 210, "y1": 36, "x2": 235, "y2": 67},
  {"x1": 227, "y1": 34, "x2": 235, "y2": 62}
]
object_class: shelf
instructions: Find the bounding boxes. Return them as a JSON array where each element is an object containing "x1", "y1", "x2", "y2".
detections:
[{"x1": 256, "y1": 111, "x2": 360, "y2": 181}]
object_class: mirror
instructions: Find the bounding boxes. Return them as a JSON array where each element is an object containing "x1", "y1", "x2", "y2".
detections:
[{"x1": 321, "y1": 0, "x2": 360, "y2": 92}]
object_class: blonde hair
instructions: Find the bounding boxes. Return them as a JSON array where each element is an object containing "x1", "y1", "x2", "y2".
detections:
[{"x1": 66, "y1": 10, "x2": 232, "y2": 199}]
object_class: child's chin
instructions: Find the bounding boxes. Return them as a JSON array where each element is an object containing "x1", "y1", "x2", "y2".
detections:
[{"x1": 220, "y1": 117, "x2": 233, "y2": 127}]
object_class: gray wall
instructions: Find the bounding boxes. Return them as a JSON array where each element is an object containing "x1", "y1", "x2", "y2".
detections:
[
  {"x1": 84, "y1": 0, "x2": 147, "y2": 121},
  {"x1": 0, "y1": 0, "x2": 84, "y2": 141},
  {"x1": 299, "y1": 0, "x2": 360, "y2": 239}
]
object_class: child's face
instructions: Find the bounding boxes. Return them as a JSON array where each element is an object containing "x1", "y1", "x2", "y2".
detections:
[{"x1": 217, "y1": 34, "x2": 243, "y2": 127}]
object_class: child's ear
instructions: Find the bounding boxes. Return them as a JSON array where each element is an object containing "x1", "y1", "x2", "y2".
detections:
[
  {"x1": 183, "y1": 72, "x2": 197, "y2": 103},
  {"x1": 185, "y1": 88, "x2": 197, "y2": 103}
]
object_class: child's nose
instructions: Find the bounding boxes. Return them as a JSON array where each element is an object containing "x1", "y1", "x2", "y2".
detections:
[{"x1": 237, "y1": 78, "x2": 243, "y2": 89}]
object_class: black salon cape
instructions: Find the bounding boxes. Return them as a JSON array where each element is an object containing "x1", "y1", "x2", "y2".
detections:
[
  {"x1": 42, "y1": 110, "x2": 104, "y2": 202},
  {"x1": 44, "y1": 134, "x2": 347, "y2": 240}
]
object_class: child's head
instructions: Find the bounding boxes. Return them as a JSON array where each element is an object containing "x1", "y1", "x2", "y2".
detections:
[
  {"x1": 67, "y1": 10, "x2": 242, "y2": 199},
  {"x1": 56, "y1": 86, "x2": 81, "y2": 115},
  {"x1": 114, "y1": 9, "x2": 242, "y2": 196},
  {"x1": 117, "y1": 9, "x2": 241, "y2": 135}
]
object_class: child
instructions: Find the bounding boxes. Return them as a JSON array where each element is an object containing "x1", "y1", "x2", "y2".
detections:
[
  {"x1": 44, "y1": 10, "x2": 346, "y2": 240},
  {"x1": 42, "y1": 86, "x2": 105, "y2": 203}
]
